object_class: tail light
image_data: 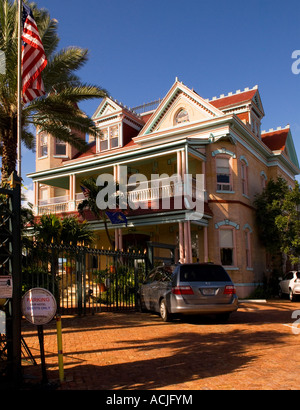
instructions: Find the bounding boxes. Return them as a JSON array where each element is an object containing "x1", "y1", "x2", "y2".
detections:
[
  {"x1": 172, "y1": 286, "x2": 194, "y2": 295},
  {"x1": 223, "y1": 285, "x2": 236, "y2": 295}
]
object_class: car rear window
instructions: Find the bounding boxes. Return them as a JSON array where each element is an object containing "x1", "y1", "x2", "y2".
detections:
[{"x1": 179, "y1": 264, "x2": 231, "y2": 282}]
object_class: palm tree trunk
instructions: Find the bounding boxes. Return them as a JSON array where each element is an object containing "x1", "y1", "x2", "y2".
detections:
[{"x1": 1, "y1": 128, "x2": 17, "y2": 181}]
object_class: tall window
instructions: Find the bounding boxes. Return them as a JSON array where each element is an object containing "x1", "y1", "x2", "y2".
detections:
[
  {"x1": 175, "y1": 109, "x2": 189, "y2": 125},
  {"x1": 100, "y1": 128, "x2": 108, "y2": 151},
  {"x1": 216, "y1": 157, "x2": 232, "y2": 191},
  {"x1": 261, "y1": 171, "x2": 267, "y2": 189},
  {"x1": 241, "y1": 159, "x2": 248, "y2": 195},
  {"x1": 219, "y1": 228, "x2": 235, "y2": 266},
  {"x1": 55, "y1": 138, "x2": 67, "y2": 156},
  {"x1": 245, "y1": 230, "x2": 252, "y2": 268},
  {"x1": 110, "y1": 125, "x2": 119, "y2": 148},
  {"x1": 39, "y1": 133, "x2": 48, "y2": 157}
]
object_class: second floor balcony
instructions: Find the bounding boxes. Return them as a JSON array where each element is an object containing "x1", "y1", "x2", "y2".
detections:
[{"x1": 36, "y1": 177, "x2": 204, "y2": 216}]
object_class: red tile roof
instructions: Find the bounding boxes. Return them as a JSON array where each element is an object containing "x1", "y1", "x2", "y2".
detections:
[
  {"x1": 68, "y1": 139, "x2": 138, "y2": 161},
  {"x1": 261, "y1": 128, "x2": 289, "y2": 152},
  {"x1": 210, "y1": 90, "x2": 257, "y2": 109}
]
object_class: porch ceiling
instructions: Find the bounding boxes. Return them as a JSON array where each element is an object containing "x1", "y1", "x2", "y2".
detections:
[{"x1": 39, "y1": 176, "x2": 69, "y2": 189}]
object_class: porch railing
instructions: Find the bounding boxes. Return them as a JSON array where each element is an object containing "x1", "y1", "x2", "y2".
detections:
[{"x1": 36, "y1": 178, "x2": 203, "y2": 215}]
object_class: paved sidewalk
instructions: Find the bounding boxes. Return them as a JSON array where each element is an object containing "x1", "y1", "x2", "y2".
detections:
[{"x1": 20, "y1": 300, "x2": 300, "y2": 390}]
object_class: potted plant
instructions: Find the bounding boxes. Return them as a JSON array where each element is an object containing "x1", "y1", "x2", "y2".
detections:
[{"x1": 95, "y1": 269, "x2": 108, "y2": 293}]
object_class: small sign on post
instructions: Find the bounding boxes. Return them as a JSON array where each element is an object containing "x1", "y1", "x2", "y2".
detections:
[
  {"x1": 22, "y1": 287, "x2": 57, "y2": 325},
  {"x1": 22, "y1": 288, "x2": 57, "y2": 385},
  {"x1": 0, "y1": 276, "x2": 13, "y2": 299}
]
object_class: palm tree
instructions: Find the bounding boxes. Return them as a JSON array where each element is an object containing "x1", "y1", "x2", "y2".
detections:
[
  {"x1": 0, "y1": 0, "x2": 107, "y2": 180},
  {"x1": 77, "y1": 177, "x2": 114, "y2": 247},
  {"x1": 34, "y1": 213, "x2": 95, "y2": 246}
]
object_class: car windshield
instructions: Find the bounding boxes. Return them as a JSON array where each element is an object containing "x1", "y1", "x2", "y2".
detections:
[{"x1": 179, "y1": 264, "x2": 231, "y2": 282}]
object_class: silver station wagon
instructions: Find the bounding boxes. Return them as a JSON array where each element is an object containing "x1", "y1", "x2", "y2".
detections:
[{"x1": 138, "y1": 263, "x2": 238, "y2": 322}]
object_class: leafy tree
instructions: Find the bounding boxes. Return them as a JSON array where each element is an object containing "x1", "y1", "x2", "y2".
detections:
[
  {"x1": 275, "y1": 181, "x2": 300, "y2": 265},
  {"x1": 34, "y1": 213, "x2": 94, "y2": 246},
  {"x1": 0, "y1": 0, "x2": 107, "y2": 180},
  {"x1": 254, "y1": 177, "x2": 300, "y2": 269},
  {"x1": 253, "y1": 177, "x2": 289, "y2": 256}
]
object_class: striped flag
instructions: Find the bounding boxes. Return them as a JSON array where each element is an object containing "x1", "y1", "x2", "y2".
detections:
[
  {"x1": 80, "y1": 185, "x2": 91, "y2": 198},
  {"x1": 21, "y1": 3, "x2": 47, "y2": 103}
]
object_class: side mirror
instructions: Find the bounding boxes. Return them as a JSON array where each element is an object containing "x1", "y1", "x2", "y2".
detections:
[{"x1": 278, "y1": 277, "x2": 282, "y2": 281}]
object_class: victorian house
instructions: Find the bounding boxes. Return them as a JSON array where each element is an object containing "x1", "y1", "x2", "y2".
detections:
[{"x1": 27, "y1": 79, "x2": 300, "y2": 297}]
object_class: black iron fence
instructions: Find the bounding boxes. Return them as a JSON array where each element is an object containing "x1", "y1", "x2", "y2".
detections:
[
  {"x1": 0, "y1": 173, "x2": 22, "y2": 386},
  {"x1": 22, "y1": 242, "x2": 149, "y2": 315}
]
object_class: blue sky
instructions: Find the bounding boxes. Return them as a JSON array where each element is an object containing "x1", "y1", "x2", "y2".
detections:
[{"x1": 22, "y1": 0, "x2": 300, "y2": 199}]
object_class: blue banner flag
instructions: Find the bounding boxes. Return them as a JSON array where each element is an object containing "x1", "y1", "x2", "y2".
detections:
[{"x1": 105, "y1": 211, "x2": 127, "y2": 226}]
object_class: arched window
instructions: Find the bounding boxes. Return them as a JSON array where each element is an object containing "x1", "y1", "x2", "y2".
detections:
[
  {"x1": 216, "y1": 156, "x2": 232, "y2": 191},
  {"x1": 175, "y1": 109, "x2": 189, "y2": 125},
  {"x1": 240, "y1": 157, "x2": 248, "y2": 196},
  {"x1": 243, "y1": 224, "x2": 253, "y2": 269},
  {"x1": 215, "y1": 220, "x2": 239, "y2": 267}
]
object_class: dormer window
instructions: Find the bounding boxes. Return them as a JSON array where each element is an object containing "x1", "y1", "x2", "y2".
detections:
[
  {"x1": 175, "y1": 109, "x2": 189, "y2": 125},
  {"x1": 98, "y1": 125, "x2": 120, "y2": 152},
  {"x1": 110, "y1": 125, "x2": 119, "y2": 148},
  {"x1": 100, "y1": 128, "x2": 108, "y2": 151}
]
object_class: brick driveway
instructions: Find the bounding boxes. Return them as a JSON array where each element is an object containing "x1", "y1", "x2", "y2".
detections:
[{"x1": 21, "y1": 300, "x2": 300, "y2": 390}]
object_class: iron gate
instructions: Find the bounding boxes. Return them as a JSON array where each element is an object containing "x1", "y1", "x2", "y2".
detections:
[
  {"x1": 0, "y1": 172, "x2": 22, "y2": 386},
  {"x1": 23, "y1": 243, "x2": 149, "y2": 315}
]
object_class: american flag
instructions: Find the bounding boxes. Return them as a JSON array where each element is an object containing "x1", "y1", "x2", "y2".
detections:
[
  {"x1": 80, "y1": 185, "x2": 90, "y2": 198},
  {"x1": 21, "y1": 3, "x2": 47, "y2": 103}
]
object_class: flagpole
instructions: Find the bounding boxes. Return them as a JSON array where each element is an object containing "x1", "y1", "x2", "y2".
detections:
[{"x1": 17, "y1": 0, "x2": 22, "y2": 178}]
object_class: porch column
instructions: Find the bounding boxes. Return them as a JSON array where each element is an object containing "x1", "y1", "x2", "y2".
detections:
[
  {"x1": 69, "y1": 174, "x2": 76, "y2": 211},
  {"x1": 184, "y1": 221, "x2": 191, "y2": 263},
  {"x1": 115, "y1": 229, "x2": 119, "y2": 250},
  {"x1": 187, "y1": 221, "x2": 192, "y2": 262},
  {"x1": 184, "y1": 221, "x2": 192, "y2": 263},
  {"x1": 204, "y1": 226, "x2": 208, "y2": 262},
  {"x1": 178, "y1": 222, "x2": 184, "y2": 263},
  {"x1": 181, "y1": 150, "x2": 186, "y2": 177},
  {"x1": 177, "y1": 150, "x2": 182, "y2": 177},
  {"x1": 118, "y1": 228, "x2": 123, "y2": 251},
  {"x1": 33, "y1": 181, "x2": 39, "y2": 214}
]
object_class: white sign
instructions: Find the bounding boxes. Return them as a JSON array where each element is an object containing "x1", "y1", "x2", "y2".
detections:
[
  {"x1": 0, "y1": 275, "x2": 13, "y2": 298},
  {"x1": 22, "y1": 288, "x2": 57, "y2": 325}
]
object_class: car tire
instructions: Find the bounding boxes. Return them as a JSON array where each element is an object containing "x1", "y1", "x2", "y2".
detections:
[
  {"x1": 159, "y1": 299, "x2": 172, "y2": 322},
  {"x1": 289, "y1": 288, "x2": 295, "y2": 302},
  {"x1": 278, "y1": 287, "x2": 283, "y2": 299}
]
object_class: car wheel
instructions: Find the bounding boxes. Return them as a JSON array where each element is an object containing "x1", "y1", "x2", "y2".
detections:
[
  {"x1": 278, "y1": 287, "x2": 283, "y2": 299},
  {"x1": 159, "y1": 299, "x2": 172, "y2": 322},
  {"x1": 289, "y1": 288, "x2": 295, "y2": 302}
]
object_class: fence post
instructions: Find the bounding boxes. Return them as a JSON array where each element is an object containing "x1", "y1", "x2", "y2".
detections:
[
  {"x1": 76, "y1": 250, "x2": 83, "y2": 316},
  {"x1": 9, "y1": 172, "x2": 22, "y2": 387}
]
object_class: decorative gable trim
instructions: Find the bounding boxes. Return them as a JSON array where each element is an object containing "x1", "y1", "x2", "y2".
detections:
[
  {"x1": 139, "y1": 80, "x2": 224, "y2": 136},
  {"x1": 92, "y1": 98, "x2": 122, "y2": 120}
]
